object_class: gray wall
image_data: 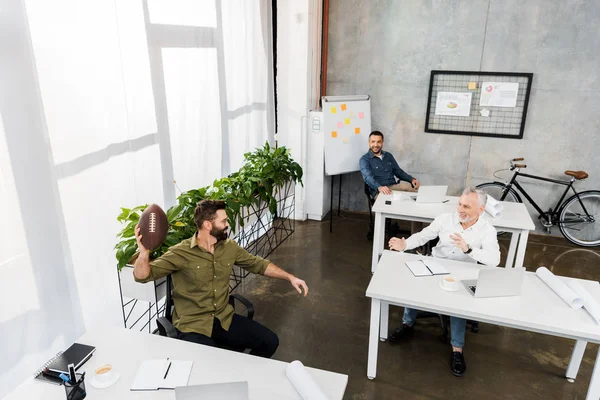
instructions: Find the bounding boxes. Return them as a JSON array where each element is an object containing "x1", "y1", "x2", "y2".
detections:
[{"x1": 326, "y1": 0, "x2": 600, "y2": 233}]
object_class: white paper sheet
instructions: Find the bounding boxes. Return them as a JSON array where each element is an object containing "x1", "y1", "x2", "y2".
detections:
[
  {"x1": 536, "y1": 267, "x2": 583, "y2": 309},
  {"x1": 285, "y1": 360, "x2": 328, "y2": 400},
  {"x1": 422, "y1": 259, "x2": 449, "y2": 275},
  {"x1": 485, "y1": 195, "x2": 504, "y2": 218},
  {"x1": 131, "y1": 359, "x2": 193, "y2": 391},
  {"x1": 568, "y1": 281, "x2": 600, "y2": 325},
  {"x1": 480, "y1": 82, "x2": 519, "y2": 107},
  {"x1": 435, "y1": 92, "x2": 472, "y2": 116},
  {"x1": 405, "y1": 261, "x2": 432, "y2": 277},
  {"x1": 392, "y1": 191, "x2": 404, "y2": 202}
]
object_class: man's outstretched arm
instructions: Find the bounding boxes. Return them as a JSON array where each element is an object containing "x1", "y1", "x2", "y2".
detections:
[{"x1": 264, "y1": 263, "x2": 309, "y2": 296}]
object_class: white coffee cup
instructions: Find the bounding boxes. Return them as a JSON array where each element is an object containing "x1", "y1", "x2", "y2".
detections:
[
  {"x1": 94, "y1": 364, "x2": 114, "y2": 384},
  {"x1": 441, "y1": 275, "x2": 460, "y2": 291}
]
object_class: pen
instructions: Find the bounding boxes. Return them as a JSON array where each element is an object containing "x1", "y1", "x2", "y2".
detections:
[
  {"x1": 163, "y1": 359, "x2": 172, "y2": 379},
  {"x1": 442, "y1": 200, "x2": 449, "y2": 203}
]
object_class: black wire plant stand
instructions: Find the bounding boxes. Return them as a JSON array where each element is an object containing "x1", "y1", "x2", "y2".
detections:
[{"x1": 117, "y1": 181, "x2": 296, "y2": 332}]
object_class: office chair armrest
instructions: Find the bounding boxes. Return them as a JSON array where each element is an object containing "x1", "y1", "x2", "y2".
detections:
[
  {"x1": 157, "y1": 316, "x2": 178, "y2": 339},
  {"x1": 229, "y1": 293, "x2": 255, "y2": 321}
]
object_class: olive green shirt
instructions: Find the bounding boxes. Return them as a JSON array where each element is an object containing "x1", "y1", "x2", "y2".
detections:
[{"x1": 134, "y1": 235, "x2": 270, "y2": 337}]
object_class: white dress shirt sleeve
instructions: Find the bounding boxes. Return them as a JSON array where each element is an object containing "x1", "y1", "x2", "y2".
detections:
[
  {"x1": 466, "y1": 224, "x2": 501, "y2": 266},
  {"x1": 404, "y1": 215, "x2": 445, "y2": 251}
]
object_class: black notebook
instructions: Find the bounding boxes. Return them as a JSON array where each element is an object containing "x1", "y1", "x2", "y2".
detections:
[
  {"x1": 33, "y1": 352, "x2": 64, "y2": 385},
  {"x1": 34, "y1": 343, "x2": 96, "y2": 384}
]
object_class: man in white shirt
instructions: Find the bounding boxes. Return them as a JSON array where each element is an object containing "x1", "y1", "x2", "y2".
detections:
[{"x1": 387, "y1": 187, "x2": 500, "y2": 377}]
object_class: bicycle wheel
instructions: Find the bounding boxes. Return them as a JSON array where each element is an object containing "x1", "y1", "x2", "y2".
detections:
[
  {"x1": 558, "y1": 190, "x2": 600, "y2": 247},
  {"x1": 476, "y1": 182, "x2": 522, "y2": 203}
]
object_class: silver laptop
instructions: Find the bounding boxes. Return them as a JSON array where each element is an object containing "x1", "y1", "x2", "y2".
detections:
[
  {"x1": 462, "y1": 267, "x2": 526, "y2": 298},
  {"x1": 410, "y1": 185, "x2": 448, "y2": 203},
  {"x1": 175, "y1": 381, "x2": 249, "y2": 400}
]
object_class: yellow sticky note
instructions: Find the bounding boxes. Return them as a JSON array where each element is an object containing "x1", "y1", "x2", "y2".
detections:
[
  {"x1": 331, "y1": 131, "x2": 338, "y2": 138},
  {"x1": 342, "y1": 137, "x2": 349, "y2": 144},
  {"x1": 354, "y1": 127, "x2": 361, "y2": 134},
  {"x1": 344, "y1": 118, "x2": 350, "y2": 125},
  {"x1": 341, "y1": 104, "x2": 347, "y2": 111},
  {"x1": 468, "y1": 82, "x2": 477, "y2": 90},
  {"x1": 330, "y1": 107, "x2": 337, "y2": 114}
]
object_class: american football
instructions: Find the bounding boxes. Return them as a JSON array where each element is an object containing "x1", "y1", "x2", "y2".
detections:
[{"x1": 138, "y1": 203, "x2": 169, "y2": 251}]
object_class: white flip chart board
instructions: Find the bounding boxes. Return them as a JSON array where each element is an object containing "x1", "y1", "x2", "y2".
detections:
[{"x1": 322, "y1": 95, "x2": 371, "y2": 176}]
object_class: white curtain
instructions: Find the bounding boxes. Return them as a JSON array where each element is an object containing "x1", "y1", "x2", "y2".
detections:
[
  {"x1": 220, "y1": 0, "x2": 275, "y2": 174},
  {"x1": 148, "y1": 0, "x2": 275, "y2": 189},
  {"x1": 0, "y1": 0, "x2": 275, "y2": 396}
]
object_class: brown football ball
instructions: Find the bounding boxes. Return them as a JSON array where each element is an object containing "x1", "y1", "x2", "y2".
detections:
[{"x1": 138, "y1": 204, "x2": 169, "y2": 251}]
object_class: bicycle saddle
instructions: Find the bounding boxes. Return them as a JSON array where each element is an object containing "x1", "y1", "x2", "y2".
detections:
[{"x1": 564, "y1": 170, "x2": 588, "y2": 180}]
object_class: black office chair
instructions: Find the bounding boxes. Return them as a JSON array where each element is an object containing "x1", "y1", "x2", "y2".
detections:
[
  {"x1": 419, "y1": 238, "x2": 479, "y2": 342},
  {"x1": 156, "y1": 275, "x2": 255, "y2": 351},
  {"x1": 411, "y1": 238, "x2": 479, "y2": 339}
]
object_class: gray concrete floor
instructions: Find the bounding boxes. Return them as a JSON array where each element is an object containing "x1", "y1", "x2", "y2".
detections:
[{"x1": 236, "y1": 214, "x2": 600, "y2": 400}]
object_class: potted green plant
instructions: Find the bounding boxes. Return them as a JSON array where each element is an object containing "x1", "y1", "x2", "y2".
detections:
[{"x1": 114, "y1": 141, "x2": 302, "y2": 271}]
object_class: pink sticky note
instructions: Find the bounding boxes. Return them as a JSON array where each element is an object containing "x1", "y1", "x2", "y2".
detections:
[
  {"x1": 337, "y1": 122, "x2": 343, "y2": 128},
  {"x1": 358, "y1": 112, "x2": 364, "y2": 119}
]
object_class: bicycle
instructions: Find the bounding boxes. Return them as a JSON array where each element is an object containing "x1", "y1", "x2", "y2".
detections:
[{"x1": 476, "y1": 158, "x2": 600, "y2": 247}]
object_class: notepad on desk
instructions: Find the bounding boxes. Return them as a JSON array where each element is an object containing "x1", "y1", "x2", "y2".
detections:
[
  {"x1": 406, "y1": 259, "x2": 449, "y2": 277},
  {"x1": 131, "y1": 359, "x2": 193, "y2": 391},
  {"x1": 33, "y1": 342, "x2": 96, "y2": 385}
]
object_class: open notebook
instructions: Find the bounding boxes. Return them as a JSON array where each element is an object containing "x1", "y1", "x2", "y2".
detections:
[
  {"x1": 405, "y1": 259, "x2": 449, "y2": 277},
  {"x1": 131, "y1": 359, "x2": 193, "y2": 391}
]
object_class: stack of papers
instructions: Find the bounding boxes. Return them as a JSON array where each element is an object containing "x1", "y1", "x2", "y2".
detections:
[
  {"x1": 485, "y1": 196, "x2": 504, "y2": 218},
  {"x1": 405, "y1": 259, "x2": 449, "y2": 277}
]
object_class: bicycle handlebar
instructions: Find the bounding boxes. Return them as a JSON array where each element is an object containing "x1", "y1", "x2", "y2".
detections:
[{"x1": 512, "y1": 157, "x2": 524, "y2": 161}]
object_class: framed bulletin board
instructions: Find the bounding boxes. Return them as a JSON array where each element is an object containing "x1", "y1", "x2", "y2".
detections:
[{"x1": 425, "y1": 70, "x2": 534, "y2": 139}]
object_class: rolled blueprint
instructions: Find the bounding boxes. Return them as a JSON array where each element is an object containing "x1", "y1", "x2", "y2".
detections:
[
  {"x1": 484, "y1": 195, "x2": 504, "y2": 218},
  {"x1": 536, "y1": 267, "x2": 583, "y2": 309},
  {"x1": 285, "y1": 360, "x2": 329, "y2": 400},
  {"x1": 568, "y1": 280, "x2": 600, "y2": 325}
]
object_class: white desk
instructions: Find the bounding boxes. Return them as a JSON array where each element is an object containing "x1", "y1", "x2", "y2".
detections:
[
  {"x1": 371, "y1": 194, "x2": 536, "y2": 273},
  {"x1": 366, "y1": 251, "x2": 600, "y2": 400},
  {"x1": 6, "y1": 327, "x2": 348, "y2": 400}
]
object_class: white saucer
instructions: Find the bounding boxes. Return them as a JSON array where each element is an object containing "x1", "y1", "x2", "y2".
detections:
[
  {"x1": 88, "y1": 373, "x2": 121, "y2": 389},
  {"x1": 439, "y1": 280, "x2": 460, "y2": 292}
]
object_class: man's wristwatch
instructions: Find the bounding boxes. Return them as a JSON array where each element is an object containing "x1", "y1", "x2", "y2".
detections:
[{"x1": 463, "y1": 245, "x2": 473, "y2": 254}]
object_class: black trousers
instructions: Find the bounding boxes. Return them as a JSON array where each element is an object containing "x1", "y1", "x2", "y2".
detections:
[{"x1": 177, "y1": 314, "x2": 279, "y2": 358}]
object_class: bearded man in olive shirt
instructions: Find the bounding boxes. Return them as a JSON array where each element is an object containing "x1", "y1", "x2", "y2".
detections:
[{"x1": 134, "y1": 200, "x2": 309, "y2": 358}]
